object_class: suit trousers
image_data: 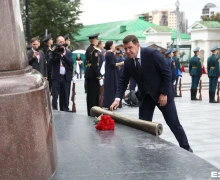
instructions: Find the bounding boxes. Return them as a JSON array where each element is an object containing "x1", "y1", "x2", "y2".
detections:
[
  {"x1": 51, "y1": 75, "x2": 70, "y2": 111},
  {"x1": 139, "y1": 94, "x2": 190, "y2": 150}
]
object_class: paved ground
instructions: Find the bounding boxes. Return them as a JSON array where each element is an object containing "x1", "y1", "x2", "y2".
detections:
[{"x1": 68, "y1": 73, "x2": 220, "y2": 169}]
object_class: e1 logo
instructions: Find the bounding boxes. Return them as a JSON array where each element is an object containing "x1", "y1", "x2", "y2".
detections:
[{"x1": 211, "y1": 172, "x2": 220, "y2": 178}]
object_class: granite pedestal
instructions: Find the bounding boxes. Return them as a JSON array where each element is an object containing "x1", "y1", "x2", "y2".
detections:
[
  {"x1": 51, "y1": 111, "x2": 218, "y2": 180},
  {"x1": 0, "y1": 0, "x2": 57, "y2": 179}
]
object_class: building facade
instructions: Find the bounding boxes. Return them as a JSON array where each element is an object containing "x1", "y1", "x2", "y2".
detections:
[
  {"x1": 137, "y1": 9, "x2": 187, "y2": 33},
  {"x1": 201, "y1": 3, "x2": 220, "y2": 18},
  {"x1": 189, "y1": 21, "x2": 220, "y2": 66}
]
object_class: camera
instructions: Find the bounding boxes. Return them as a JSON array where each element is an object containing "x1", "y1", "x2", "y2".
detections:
[{"x1": 54, "y1": 44, "x2": 65, "y2": 54}]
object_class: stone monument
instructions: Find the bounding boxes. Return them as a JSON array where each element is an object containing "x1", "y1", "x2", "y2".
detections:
[{"x1": 0, "y1": 0, "x2": 57, "y2": 179}]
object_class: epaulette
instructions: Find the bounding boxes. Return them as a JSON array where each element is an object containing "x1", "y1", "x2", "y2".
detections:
[{"x1": 89, "y1": 47, "x2": 99, "y2": 56}]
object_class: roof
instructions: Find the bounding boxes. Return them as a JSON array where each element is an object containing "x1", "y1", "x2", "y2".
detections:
[
  {"x1": 73, "y1": 18, "x2": 191, "y2": 42},
  {"x1": 197, "y1": 21, "x2": 220, "y2": 28},
  {"x1": 149, "y1": 26, "x2": 173, "y2": 32},
  {"x1": 73, "y1": 18, "x2": 157, "y2": 42},
  {"x1": 146, "y1": 26, "x2": 191, "y2": 40}
]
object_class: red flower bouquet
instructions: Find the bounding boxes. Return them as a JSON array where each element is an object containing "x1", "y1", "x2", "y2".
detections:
[{"x1": 95, "y1": 115, "x2": 115, "y2": 131}]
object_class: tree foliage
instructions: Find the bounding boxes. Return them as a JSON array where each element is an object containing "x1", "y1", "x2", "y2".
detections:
[
  {"x1": 201, "y1": 13, "x2": 220, "y2": 23},
  {"x1": 20, "y1": 0, "x2": 83, "y2": 44}
]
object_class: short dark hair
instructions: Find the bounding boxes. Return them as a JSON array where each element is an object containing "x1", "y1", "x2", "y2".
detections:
[
  {"x1": 123, "y1": 35, "x2": 139, "y2": 45},
  {"x1": 30, "y1": 37, "x2": 39, "y2": 43},
  {"x1": 105, "y1": 41, "x2": 113, "y2": 50}
]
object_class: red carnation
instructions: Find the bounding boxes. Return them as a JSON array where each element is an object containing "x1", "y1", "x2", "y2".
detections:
[{"x1": 95, "y1": 115, "x2": 115, "y2": 131}]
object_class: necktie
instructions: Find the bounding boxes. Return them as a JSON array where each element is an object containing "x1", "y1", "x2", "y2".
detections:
[{"x1": 135, "y1": 58, "x2": 141, "y2": 71}]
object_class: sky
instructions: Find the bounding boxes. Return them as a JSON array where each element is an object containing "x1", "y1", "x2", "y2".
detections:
[{"x1": 79, "y1": 0, "x2": 220, "y2": 27}]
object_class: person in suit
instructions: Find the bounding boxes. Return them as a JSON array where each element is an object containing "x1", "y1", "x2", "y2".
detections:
[
  {"x1": 189, "y1": 47, "x2": 202, "y2": 100},
  {"x1": 85, "y1": 33, "x2": 103, "y2": 116},
  {"x1": 42, "y1": 34, "x2": 53, "y2": 92},
  {"x1": 207, "y1": 45, "x2": 220, "y2": 103},
  {"x1": 64, "y1": 33, "x2": 73, "y2": 52},
  {"x1": 28, "y1": 37, "x2": 46, "y2": 77},
  {"x1": 48, "y1": 36, "x2": 73, "y2": 111},
  {"x1": 110, "y1": 35, "x2": 192, "y2": 152}
]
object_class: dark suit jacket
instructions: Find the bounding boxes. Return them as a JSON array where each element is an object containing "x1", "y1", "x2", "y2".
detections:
[
  {"x1": 28, "y1": 49, "x2": 46, "y2": 77},
  {"x1": 115, "y1": 47, "x2": 175, "y2": 106},
  {"x1": 48, "y1": 49, "x2": 73, "y2": 82}
]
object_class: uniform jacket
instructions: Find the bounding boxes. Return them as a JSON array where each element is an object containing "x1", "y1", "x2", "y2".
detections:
[
  {"x1": 172, "y1": 55, "x2": 181, "y2": 72},
  {"x1": 115, "y1": 48, "x2": 175, "y2": 106},
  {"x1": 207, "y1": 54, "x2": 220, "y2": 77},
  {"x1": 48, "y1": 49, "x2": 73, "y2": 82},
  {"x1": 85, "y1": 44, "x2": 102, "y2": 80},
  {"x1": 189, "y1": 55, "x2": 202, "y2": 76},
  {"x1": 28, "y1": 49, "x2": 46, "y2": 77},
  {"x1": 165, "y1": 57, "x2": 176, "y2": 84}
]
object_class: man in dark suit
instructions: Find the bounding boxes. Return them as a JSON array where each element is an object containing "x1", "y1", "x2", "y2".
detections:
[
  {"x1": 48, "y1": 36, "x2": 73, "y2": 112},
  {"x1": 28, "y1": 37, "x2": 46, "y2": 77},
  {"x1": 110, "y1": 35, "x2": 192, "y2": 152}
]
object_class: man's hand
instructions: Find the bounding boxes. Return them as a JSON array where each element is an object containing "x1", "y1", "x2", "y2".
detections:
[
  {"x1": 33, "y1": 51, "x2": 39, "y2": 58},
  {"x1": 110, "y1": 99, "x2": 120, "y2": 111},
  {"x1": 158, "y1": 94, "x2": 167, "y2": 107}
]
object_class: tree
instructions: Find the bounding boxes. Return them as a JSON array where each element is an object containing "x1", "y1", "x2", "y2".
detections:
[
  {"x1": 201, "y1": 12, "x2": 220, "y2": 23},
  {"x1": 20, "y1": 0, "x2": 83, "y2": 44}
]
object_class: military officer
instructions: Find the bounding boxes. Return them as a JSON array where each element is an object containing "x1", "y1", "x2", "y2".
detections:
[
  {"x1": 189, "y1": 47, "x2": 202, "y2": 100},
  {"x1": 207, "y1": 45, "x2": 220, "y2": 103},
  {"x1": 165, "y1": 48, "x2": 176, "y2": 86},
  {"x1": 172, "y1": 48, "x2": 181, "y2": 96},
  {"x1": 85, "y1": 33, "x2": 103, "y2": 116}
]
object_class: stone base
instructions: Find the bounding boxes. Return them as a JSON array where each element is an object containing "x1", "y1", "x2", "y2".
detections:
[
  {"x1": 51, "y1": 111, "x2": 217, "y2": 180},
  {"x1": 0, "y1": 69, "x2": 57, "y2": 180}
]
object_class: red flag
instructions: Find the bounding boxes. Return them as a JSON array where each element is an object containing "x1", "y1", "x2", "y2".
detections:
[
  {"x1": 181, "y1": 65, "x2": 185, "y2": 72},
  {"x1": 202, "y1": 66, "x2": 206, "y2": 74}
]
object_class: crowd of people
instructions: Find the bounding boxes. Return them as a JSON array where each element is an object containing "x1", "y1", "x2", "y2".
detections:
[
  {"x1": 27, "y1": 34, "x2": 74, "y2": 112},
  {"x1": 26, "y1": 32, "x2": 219, "y2": 152}
]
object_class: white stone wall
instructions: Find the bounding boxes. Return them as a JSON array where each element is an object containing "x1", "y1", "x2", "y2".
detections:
[
  {"x1": 190, "y1": 28, "x2": 220, "y2": 67},
  {"x1": 145, "y1": 32, "x2": 173, "y2": 48}
]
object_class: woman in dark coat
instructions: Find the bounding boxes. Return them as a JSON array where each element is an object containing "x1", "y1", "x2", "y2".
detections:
[{"x1": 103, "y1": 41, "x2": 124, "y2": 108}]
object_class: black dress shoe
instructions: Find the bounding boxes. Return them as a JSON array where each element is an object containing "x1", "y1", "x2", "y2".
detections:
[{"x1": 188, "y1": 147, "x2": 193, "y2": 153}]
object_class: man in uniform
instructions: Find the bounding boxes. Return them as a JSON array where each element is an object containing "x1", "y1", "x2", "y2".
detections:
[
  {"x1": 207, "y1": 45, "x2": 220, "y2": 103},
  {"x1": 164, "y1": 48, "x2": 176, "y2": 86},
  {"x1": 85, "y1": 33, "x2": 103, "y2": 116},
  {"x1": 189, "y1": 47, "x2": 202, "y2": 100},
  {"x1": 172, "y1": 48, "x2": 181, "y2": 97},
  {"x1": 42, "y1": 34, "x2": 53, "y2": 92}
]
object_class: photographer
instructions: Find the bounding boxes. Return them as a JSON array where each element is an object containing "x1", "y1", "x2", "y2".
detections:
[
  {"x1": 28, "y1": 37, "x2": 46, "y2": 77},
  {"x1": 48, "y1": 36, "x2": 73, "y2": 112}
]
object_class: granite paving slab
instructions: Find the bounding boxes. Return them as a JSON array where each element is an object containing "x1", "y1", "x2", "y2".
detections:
[{"x1": 51, "y1": 112, "x2": 218, "y2": 180}]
